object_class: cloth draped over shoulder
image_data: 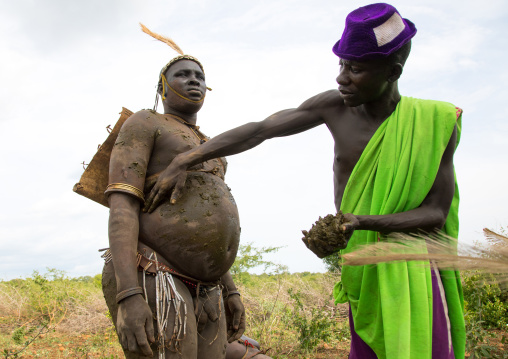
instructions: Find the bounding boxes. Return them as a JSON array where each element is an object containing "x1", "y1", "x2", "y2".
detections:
[{"x1": 332, "y1": 96, "x2": 465, "y2": 359}]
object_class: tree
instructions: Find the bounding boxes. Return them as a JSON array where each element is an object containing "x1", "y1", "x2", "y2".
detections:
[{"x1": 230, "y1": 243, "x2": 286, "y2": 283}]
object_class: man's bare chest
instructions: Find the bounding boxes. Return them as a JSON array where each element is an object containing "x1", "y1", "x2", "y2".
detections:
[
  {"x1": 147, "y1": 120, "x2": 204, "y2": 174},
  {"x1": 326, "y1": 114, "x2": 384, "y2": 172}
]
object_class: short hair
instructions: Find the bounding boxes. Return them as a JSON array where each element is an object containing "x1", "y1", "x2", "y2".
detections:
[{"x1": 386, "y1": 41, "x2": 412, "y2": 67}]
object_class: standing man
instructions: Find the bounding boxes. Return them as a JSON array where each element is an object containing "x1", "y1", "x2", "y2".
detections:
[
  {"x1": 104, "y1": 54, "x2": 248, "y2": 358},
  {"x1": 145, "y1": 4, "x2": 465, "y2": 359}
]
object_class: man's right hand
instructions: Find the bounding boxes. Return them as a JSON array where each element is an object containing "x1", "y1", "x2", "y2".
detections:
[
  {"x1": 143, "y1": 157, "x2": 188, "y2": 213},
  {"x1": 116, "y1": 294, "x2": 155, "y2": 356}
]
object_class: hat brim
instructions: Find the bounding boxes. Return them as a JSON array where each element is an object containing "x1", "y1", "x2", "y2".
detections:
[{"x1": 332, "y1": 18, "x2": 416, "y2": 61}]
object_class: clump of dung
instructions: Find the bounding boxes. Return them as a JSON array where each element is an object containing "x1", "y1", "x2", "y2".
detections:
[{"x1": 302, "y1": 211, "x2": 349, "y2": 253}]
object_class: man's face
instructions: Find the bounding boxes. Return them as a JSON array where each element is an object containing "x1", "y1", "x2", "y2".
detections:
[
  {"x1": 164, "y1": 60, "x2": 206, "y2": 103},
  {"x1": 336, "y1": 58, "x2": 391, "y2": 107}
]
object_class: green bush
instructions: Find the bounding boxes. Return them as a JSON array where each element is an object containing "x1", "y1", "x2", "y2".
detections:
[
  {"x1": 322, "y1": 253, "x2": 341, "y2": 273},
  {"x1": 0, "y1": 269, "x2": 104, "y2": 329},
  {"x1": 462, "y1": 271, "x2": 508, "y2": 358},
  {"x1": 284, "y1": 288, "x2": 348, "y2": 351},
  {"x1": 463, "y1": 271, "x2": 508, "y2": 329}
]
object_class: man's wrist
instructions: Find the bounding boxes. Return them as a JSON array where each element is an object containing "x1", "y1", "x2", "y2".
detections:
[
  {"x1": 223, "y1": 289, "x2": 241, "y2": 299},
  {"x1": 355, "y1": 215, "x2": 367, "y2": 230},
  {"x1": 116, "y1": 286, "x2": 144, "y2": 303},
  {"x1": 174, "y1": 151, "x2": 198, "y2": 170}
]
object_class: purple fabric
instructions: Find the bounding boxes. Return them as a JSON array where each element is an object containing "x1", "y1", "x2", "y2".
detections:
[
  {"x1": 431, "y1": 268, "x2": 456, "y2": 359},
  {"x1": 348, "y1": 307, "x2": 378, "y2": 359},
  {"x1": 348, "y1": 269, "x2": 455, "y2": 358},
  {"x1": 332, "y1": 3, "x2": 417, "y2": 61}
]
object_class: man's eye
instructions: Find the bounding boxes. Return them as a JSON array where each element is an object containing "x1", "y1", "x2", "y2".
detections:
[{"x1": 350, "y1": 67, "x2": 360, "y2": 74}]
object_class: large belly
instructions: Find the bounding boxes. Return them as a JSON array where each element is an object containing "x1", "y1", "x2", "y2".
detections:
[{"x1": 139, "y1": 172, "x2": 240, "y2": 281}]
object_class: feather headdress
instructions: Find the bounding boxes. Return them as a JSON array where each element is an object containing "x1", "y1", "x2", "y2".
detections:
[
  {"x1": 140, "y1": 23, "x2": 184, "y2": 55},
  {"x1": 139, "y1": 23, "x2": 207, "y2": 110},
  {"x1": 139, "y1": 23, "x2": 204, "y2": 73}
]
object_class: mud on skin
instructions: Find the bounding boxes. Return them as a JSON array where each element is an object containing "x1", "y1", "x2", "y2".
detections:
[{"x1": 139, "y1": 172, "x2": 240, "y2": 281}]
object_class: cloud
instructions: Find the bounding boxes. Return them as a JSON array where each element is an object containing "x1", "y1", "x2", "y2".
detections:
[{"x1": 0, "y1": 0, "x2": 507, "y2": 279}]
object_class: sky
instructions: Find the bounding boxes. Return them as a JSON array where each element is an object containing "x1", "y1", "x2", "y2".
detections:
[{"x1": 0, "y1": 0, "x2": 507, "y2": 279}]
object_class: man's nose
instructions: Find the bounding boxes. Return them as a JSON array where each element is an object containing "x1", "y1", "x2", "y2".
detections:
[
  {"x1": 336, "y1": 69, "x2": 349, "y2": 86},
  {"x1": 188, "y1": 78, "x2": 200, "y2": 86}
]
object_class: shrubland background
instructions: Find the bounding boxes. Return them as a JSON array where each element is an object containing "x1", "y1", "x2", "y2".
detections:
[{"x1": 1, "y1": 245, "x2": 507, "y2": 358}]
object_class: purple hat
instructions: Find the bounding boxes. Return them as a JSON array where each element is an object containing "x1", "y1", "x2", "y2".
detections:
[{"x1": 332, "y1": 3, "x2": 416, "y2": 61}]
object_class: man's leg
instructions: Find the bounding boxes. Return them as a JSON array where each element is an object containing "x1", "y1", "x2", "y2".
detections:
[
  {"x1": 195, "y1": 286, "x2": 228, "y2": 359},
  {"x1": 226, "y1": 336, "x2": 272, "y2": 359},
  {"x1": 103, "y1": 259, "x2": 198, "y2": 358}
]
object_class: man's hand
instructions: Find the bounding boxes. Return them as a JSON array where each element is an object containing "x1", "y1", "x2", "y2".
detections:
[
  {"x1": 224, "y1": 294, "x2": 246, "y2": 343},
  {"x1": 302, "y1": 212, "x2": 359, "y2": 258},
  {"x1": 143, "y1": 158, "x2": 188, "y2": 213},
  {"x1": 302, "y1": 235, "x2": 340, "y2": 258},
  {"x1": 116, "y1": 294, "x2": 155, "y2": 356},
  {"x1": 341, "y1": 213, "x2": 359, "y2": 239}
]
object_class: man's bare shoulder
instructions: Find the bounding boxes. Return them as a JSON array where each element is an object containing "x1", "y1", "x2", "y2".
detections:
[
  {"x1": 298, "y1": 90, "x2": 344, "y2": 112},
  {"x1": 118, "y1": 109, "x2": 168, "y2": 136},
  {"x1": 116, "y1": 109, "x2": 163, "y2": 146},
  {"x1": 122, "y1": 109, "x2": 161, "y2": 128}
]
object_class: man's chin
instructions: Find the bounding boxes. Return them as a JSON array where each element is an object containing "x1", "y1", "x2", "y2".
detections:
[
  {"x1": 340, "y1": 94, "x2": 362, "y2": 107},
  {"x1": 342, "y1": 99, "x2": 361, "y2": 107}
]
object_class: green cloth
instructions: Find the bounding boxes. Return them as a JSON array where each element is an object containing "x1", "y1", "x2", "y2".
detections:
[{"x1": 333, "y1": 96, "x2": 465, "y2": 359}]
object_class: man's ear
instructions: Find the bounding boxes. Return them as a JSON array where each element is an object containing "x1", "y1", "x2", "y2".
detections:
[
  {"x1": 157, "y1": 83, "x2": 164, "y2": 98},
  {"x1": 388, "y1": 63, "x2": 403, "y2": 83}
]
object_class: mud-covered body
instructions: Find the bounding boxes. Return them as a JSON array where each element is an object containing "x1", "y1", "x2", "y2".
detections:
[
  {"x1": 109, "y1": 110, "x2": 240, "y2": 282},
  {"x1": 139, "y1": 171, "x2": 240, "y2": 281}
]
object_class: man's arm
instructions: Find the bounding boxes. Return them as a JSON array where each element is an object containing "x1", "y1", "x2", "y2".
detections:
[
  {"x1": 304, "y1": 126, "x2": 458, "y2": 259},
  {"x1": 221, "y1": 272, "x2": 246, "y2": 342},
  {"x1": 107, "y1": 112, "x2": 156, "y2": 356},
  {"x1": 144, "y1": 91, "x2": 334, "y2": 212}
]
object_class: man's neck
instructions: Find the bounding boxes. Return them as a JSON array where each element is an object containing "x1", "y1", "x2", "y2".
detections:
[
  {"x1": 359, "y1": 84, "x2": 401, "y2": 123},
  {"x1": 163, "y1": 107, "x2": 198, "y2": 125}
]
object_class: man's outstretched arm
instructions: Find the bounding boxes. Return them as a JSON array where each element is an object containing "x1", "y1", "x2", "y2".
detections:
[{"x1": 144, "y1": 92, "x2": 332, "y2": 212}]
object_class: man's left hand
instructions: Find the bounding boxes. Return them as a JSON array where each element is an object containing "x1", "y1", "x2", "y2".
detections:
[
  {"x1": 224, "y1": 294, "x2": 245, "y2": 343},
  {"x1": 341, "y1": 213, "x2": 359, "y2": 240},
  {"x1": 302, "y1": 212, "x2": 360, "y2": 258}
]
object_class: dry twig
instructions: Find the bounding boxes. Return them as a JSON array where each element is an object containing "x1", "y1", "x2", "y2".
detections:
[{"x1": 342, "y1": 229, "x2": 508, "y2": 285}]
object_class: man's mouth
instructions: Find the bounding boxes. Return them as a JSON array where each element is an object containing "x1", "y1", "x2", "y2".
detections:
[
  {"x1": 339, "y1": 88, "x2": 355, "y2": 99},
  {"x1": 187, "y1": 88, "x2": 202, "y2": 96}
]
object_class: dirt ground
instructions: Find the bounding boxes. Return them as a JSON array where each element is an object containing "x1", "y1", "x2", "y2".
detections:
[
  {"x1": 2, "y1": 329, "x2": 506, "y2": 358},
  {"x1": 2, "y1": 331, "x2": 351, "y2": 358}
]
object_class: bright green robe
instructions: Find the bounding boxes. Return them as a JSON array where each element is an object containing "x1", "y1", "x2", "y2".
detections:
[{"x1": 333, "y1": 97, "x2": 465, "y2": 359}]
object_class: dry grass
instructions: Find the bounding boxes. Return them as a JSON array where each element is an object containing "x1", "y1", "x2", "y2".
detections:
[
  {"x1": 0, "y1": 274, "x2": 108, "y2": 335},
  {"x1": 0, "y1": 272, "x2": 350, "y2": 358},
  {"x1": 0, "y1": 269, "x2": 506, "y2": 358},
  {"x1": 342, "y1": 228, "x2": 508, "y2": 284},
  {"x1": 57, "y1": 295, "x2": 111, "y2": 334},
  {"x1": 237, "y1": 272, "x2": 350, "y2": 357}
]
